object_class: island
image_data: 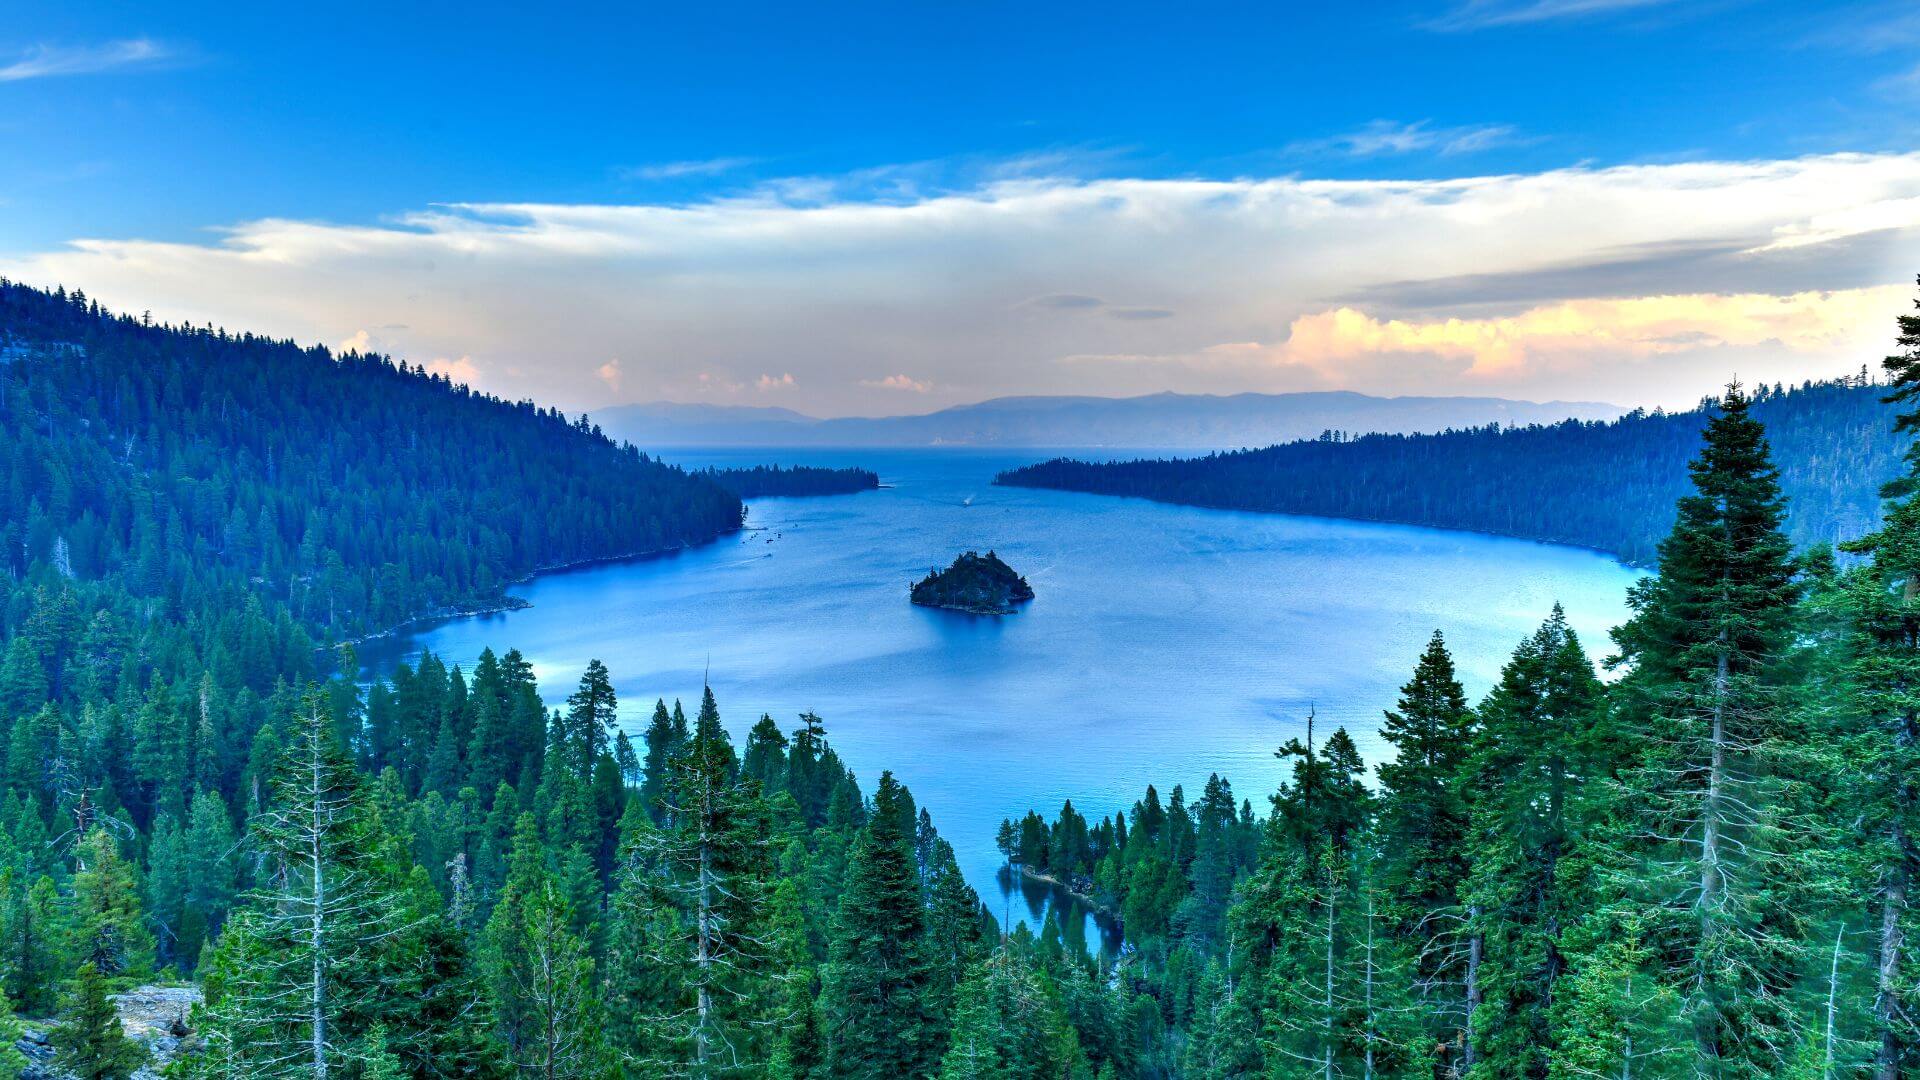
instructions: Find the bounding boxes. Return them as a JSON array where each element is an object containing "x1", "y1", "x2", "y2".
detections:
[
  {"x1": 910, "y1": 550, "x2": 1035, "y2": 614},
  {"x1": 698, "y1": 463, "x2": 880, "y2": 498}
]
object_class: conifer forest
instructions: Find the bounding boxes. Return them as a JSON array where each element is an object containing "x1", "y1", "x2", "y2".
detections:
[{"x1": 3, "y1": 263, "x2": 1920, "y2": 1077}]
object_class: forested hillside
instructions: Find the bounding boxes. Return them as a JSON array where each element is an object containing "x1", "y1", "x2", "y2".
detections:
[
  {"x1": 0, "y1": 279, "x2": 742, "y2": 648},
  {"x1": 998, "y1": 374, "x2": 1898, "y2": 564}
]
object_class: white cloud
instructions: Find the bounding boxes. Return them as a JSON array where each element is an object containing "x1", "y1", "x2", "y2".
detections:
[
  {"x1": 1426, "y1": 0, "x2": 1676, "y2": 31},
  {"x1": 337, "y1": 329, "x2": 376, "y2": 355},
  {"x1": 619, "y1": 157, "x2": 758, "y2": 181},
  {"x1": 756, "y1": 372, "x2": 796, "y2": 391},
  {"x1": 0, "y1": 38, "x2": 172, "y2": 82},
  {"x1": 7, "y1": 151, "x2": 1920, "y2": 414},
  {"x1": 1289, "y1": 120, "x2": 1524, "y2": 158},
  {"x1": 862, "y1": 374, "x2": 933, "y2": 392}
]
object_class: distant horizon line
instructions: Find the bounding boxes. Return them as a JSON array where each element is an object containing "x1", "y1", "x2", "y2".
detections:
[{"x1": 605, "y1": 386, "x2": 1630, "y2": 425}]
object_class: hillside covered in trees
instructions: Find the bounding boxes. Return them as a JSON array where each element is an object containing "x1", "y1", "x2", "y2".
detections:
[
  {"x1": 0, "y1": 278, "x2": 743, "y2": 648},
  {"x1": 998, "y1": 374, "x2": 1899, "y2": 564}
]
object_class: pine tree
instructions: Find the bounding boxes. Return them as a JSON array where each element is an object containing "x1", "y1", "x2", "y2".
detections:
[
  {"x1": 66, "y1": 828, "x2": 152, "y2": 980},
  {"x1": 822, "y1": 771, "x2": 941, "y2": 1078},
  {"x1": 1235, "y1": 718, "x2": 1373, "y2": 1078},
  {"x1": 1831, "y1": 280, "x2": 1920, "y2": 1080},
  {"x1": 53, "y1": 962, "x2": 144, "y2": 1080},
  {"x1": 0, "y1": 872, "x2": 64, "y2": 1014},
  {"x1": 639, "y1": 698, "x2": 681, "y2": 823},
  {"x1": 1460, "y1": 607, "x2": 1606, "y2": 1076},
  {"x1": 483, "y1": 862, "x2": 601, "y2": 1079},
  {"x1": 607, "y1": 688, "x2": 774, "y2": 1075},
  {"x1": 194, "y1": 690, "x2": 410, "y2": 1079},
  {"x1": 938, "y1": 949, "x2": 1081, "y2": 1080},
  {"x1": 1607, "y1": 383, "x2": 1806, "y2": 1076},
  {"x1": 1375, "y1": 630, "x2": 1477, "y2": 1073},
  {"x1": 563, "y1": 659, "x2": 618, "y2": 778}
]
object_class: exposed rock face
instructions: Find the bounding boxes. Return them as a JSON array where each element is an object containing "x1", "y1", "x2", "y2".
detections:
[
  {"x1": 910, "y1": 550, "x2": 1035, "y2": 615},
  {"x1": 19, "y1": 984, "x2": 202, "y2": 1080}
]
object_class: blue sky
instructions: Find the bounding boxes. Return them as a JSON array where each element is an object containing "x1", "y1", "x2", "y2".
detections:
[{"x1": 4, "y1": 1, "x2": 1919, "y2": 413}]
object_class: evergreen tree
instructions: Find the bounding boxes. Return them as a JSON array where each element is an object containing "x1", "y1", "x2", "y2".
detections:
[
  {"x1": 607, "y1": 688, "x2": 773, "y2": 1075},
  {"x1": 1460, "y1": 608, "x2": 1607, "y2": 1076},
  {"x1": 194, "y1": 691, "x2": 410, "y2": 1078},
  {"x1": 1832, "y1": 280, "x2": 1920, "y2": 1080},
  {"x1": 66, "y1": 828, "x2": 152, "y2": 980},
  {"x1": 1375, "y1": 631, "x2": 1477, "y2": 1074},
  {"x1": 1235, "y1": 718, "x2": 1373, "y2": 1077},
  {"x1": 483, "y1": 858, "x2": 601, "y2": 1079},
  {"x1": 938, "y1": 949, "x2": 1081, "y2": 1080},
  {"x1": 1607, "y1": 384, "x2": 1806, "y2": 1076},
  {"x1": 563, "y1": 659, "x2": 617, "y2": 778},
  {"x1": 822, "y1": 771, "x2": 941, "y2": 1078},
  {"x1": 53, "y1": 962, "x2": 145, "y2": 1080}
]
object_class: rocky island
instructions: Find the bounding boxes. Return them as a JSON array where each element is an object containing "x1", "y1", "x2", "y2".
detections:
[{"x1": 910, "y1": 550, "x2": 1035, "y2": 614}]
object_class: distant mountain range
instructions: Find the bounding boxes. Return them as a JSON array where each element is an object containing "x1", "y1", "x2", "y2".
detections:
[{"x1": 598, "y1": 391, "x2": 1624, "y2": 449}]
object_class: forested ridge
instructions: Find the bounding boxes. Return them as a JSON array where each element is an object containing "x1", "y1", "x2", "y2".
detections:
[
  {"x1": 997, "y1": 374, "x2": 1900, "y2": 564},
  {"x1": 0, "y1": 278, "x2": 743, "y2": 647},
  {"x1": 0, "y1": 273, "x2": 1916, "y2": 1080}
]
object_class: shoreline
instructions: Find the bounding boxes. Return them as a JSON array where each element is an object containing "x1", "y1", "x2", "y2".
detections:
[
  {"x1": 1010, "y1": 865, "x2": 1122, "y2": 923},
  {"x1": 324, "y1": 527, "x2": 741, "y2": 655},
  {"x1": 992, "y1": 475, "x2": 1652, "y2": 570}
]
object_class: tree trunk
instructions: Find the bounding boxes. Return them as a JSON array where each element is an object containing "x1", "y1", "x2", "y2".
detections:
[
  {"x1": 1878, "y1": 821, "x2": 1907, "y2": 1080},
  {"x1": 310, "y1": 740, "x2": 328, "y2": 1080},
  {"x1": 1463, "y1": 911, "x2": 1482, "y2": 1076},
  {"x1": 1829, "y1": 922, "x2": 1844, "y2": 1080}
]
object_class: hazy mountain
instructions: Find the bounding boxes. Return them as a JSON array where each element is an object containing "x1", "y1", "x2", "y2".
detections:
[{"x1": 598, "y1": 391, "x2": 1624, "y2": 449}]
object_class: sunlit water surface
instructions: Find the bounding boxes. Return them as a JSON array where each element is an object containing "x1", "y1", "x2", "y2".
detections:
[{"x1": 363, "y1": 448, "x2": 1641, "y2": 953}]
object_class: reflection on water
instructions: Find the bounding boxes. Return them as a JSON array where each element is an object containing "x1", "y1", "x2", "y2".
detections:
[{"x1": 995, "y1": 864, "x2": 1125, "y2": 960}]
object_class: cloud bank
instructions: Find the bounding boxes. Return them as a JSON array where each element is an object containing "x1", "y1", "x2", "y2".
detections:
[{"x1": 5, "y1": 152, "x2": 1918, "y2": 414}]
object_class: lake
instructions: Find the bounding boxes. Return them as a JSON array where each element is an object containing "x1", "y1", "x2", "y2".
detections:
[{"x1": 360, "y1": 447, "x2": 1641, "y2": 952}]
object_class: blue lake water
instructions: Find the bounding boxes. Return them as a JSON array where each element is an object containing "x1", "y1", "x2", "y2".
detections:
[{"x1": 361, "y1": 447, "x2": 1641, "y2": 951}]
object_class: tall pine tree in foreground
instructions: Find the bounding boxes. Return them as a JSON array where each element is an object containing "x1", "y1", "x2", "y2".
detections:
[
  {"x1": 1605, "y1": 383, "x2": 1805, "y2": 1077},
  {"x1": 1375, "y1": 631, "x2": 1477, "y2": 1075},
  {"x1": 1460, "y1": 606, "x2": 1606, "y2": 1077},
  {"x1": 822, "y1": 771, "x2": 941, "y2": 1078},
  {"x1": 1833, "y1": 281, "x2": 1920, "y2": 1080},
  {"x1": 607, "y1": 687, "x2": 775, "y2": 1076},
  {"x1": 193, "y1": 693, "x2": 412, "y2": 1079}
]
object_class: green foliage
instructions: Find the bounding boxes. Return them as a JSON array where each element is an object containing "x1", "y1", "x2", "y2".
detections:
[
  {"x1": 53, "y1": 963, "x2": 144, "y2": 1080},
  {"x1": 823, "y1": 771, "x2": 942, "y2": 1078}
]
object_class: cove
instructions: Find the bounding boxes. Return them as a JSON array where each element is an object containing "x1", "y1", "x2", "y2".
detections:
[{"x1": 360, "y1": 447, "x2": 1642, "y2": 951}]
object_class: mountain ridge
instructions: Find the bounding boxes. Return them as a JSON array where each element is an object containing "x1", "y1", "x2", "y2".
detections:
[{"x1": 600, "y1": 389, "x2": 1624, "y2": 448}]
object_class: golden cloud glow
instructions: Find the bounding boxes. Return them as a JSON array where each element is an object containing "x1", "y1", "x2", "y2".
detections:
[
  {"x1": 423, "y1": 355, "x2": 479, "y2": 386},
  {"x1": 1229, "y1": 287, "x2": 1908, "y2": 380}
]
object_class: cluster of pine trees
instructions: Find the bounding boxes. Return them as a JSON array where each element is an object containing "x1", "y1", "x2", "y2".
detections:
[
  {"x1": 696, "y1": 465, "x2": 880, "y2": 499},
  {"x1": 997, "y1": 372, "x2": 1902, "y2": 564},
  {"x1": 992, "y1": 318, "x2": 1920, "y2": 1075}
]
